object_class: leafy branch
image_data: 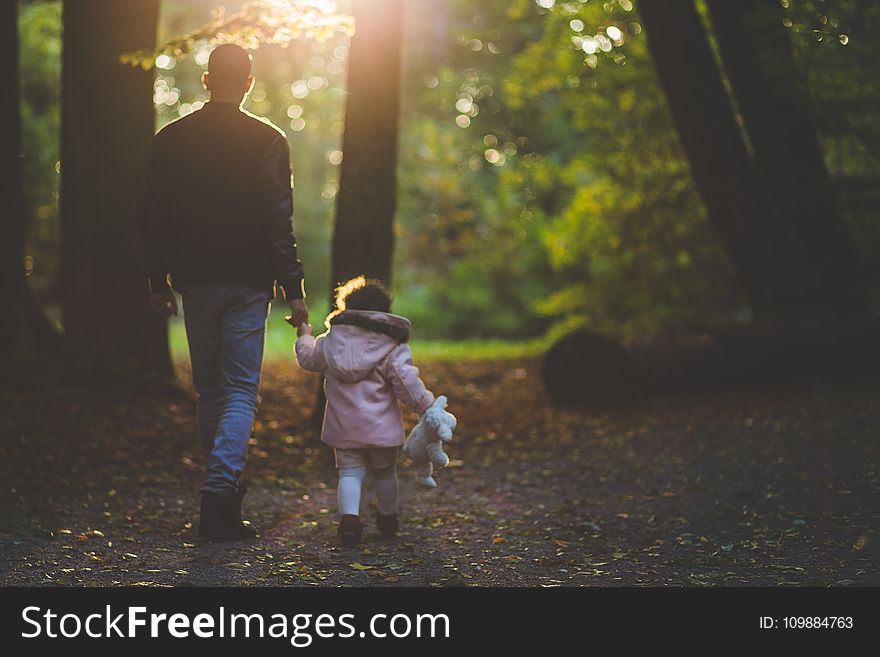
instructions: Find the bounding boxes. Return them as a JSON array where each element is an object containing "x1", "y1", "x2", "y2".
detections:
[{"x1": 121, "y1": 0, "x2": 355, "y2": 70}]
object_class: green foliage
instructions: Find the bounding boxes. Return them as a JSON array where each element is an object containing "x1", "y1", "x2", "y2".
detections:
[
  {"x1": 18, "y1": 0, "x2": 880, "y2": 343},
  {"x1": 779, "y1": 0, "x2": 880, "y2": 302},
  {"x1": 19, "y1": 0, "x2": 62, "y2": 301},
  {"x1": 394, "y1": 104, "x2": 558, "y2": 338},
  {"x1": 396, "y1": 0, "x2": 880, "y2": 337},
  {"x1": 396, "y1": 0, "x2": 742, "y2": 337},
  {"x1": 506, "y1": 1, "x2": 742, "y2": 334},
  {"x1": 121, "y1": 0, "x2": 354, "y2": 69}
]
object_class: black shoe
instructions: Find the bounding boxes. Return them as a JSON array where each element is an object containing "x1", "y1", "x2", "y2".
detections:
[
  {"x1": 376, "y1": 512, "x2": 399, "y2": 539},
  {"x1": 199, "y1": 491, "x2": 258, "y2": 542},
  {"x1": 338, "y1": 514, "x2": 363, "y2": 546}
]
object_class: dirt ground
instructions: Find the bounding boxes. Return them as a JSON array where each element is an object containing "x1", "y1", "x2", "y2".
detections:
[{"x1": 1, "y1": 358, "x2": 878, "y2": 587}]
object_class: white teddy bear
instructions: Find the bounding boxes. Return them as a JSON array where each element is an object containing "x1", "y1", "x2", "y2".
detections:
[{"x1": 403, "y1": 395, "x2": 457, "y2": 489}]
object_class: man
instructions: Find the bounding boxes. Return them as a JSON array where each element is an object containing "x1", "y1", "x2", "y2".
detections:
[{"x1": 141, "y1": 44, "x2": 308, "y2": 541}]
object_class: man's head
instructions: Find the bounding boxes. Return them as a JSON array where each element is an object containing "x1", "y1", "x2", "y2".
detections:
[{"x1": 202, "y1": 44, "x2": 254, "y2": 102}]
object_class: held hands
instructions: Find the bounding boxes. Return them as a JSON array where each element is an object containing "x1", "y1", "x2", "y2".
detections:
[
  {"x1": 285, "y1": 297, "x2": 309, "y2": 332},
  {"x1": 149, "y1": 291, "x2": 178, "y2": 317}
]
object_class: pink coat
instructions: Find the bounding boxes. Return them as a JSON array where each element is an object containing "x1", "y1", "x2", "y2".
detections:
[{"x1": 294, "y1": 310, "x2": 435, "y2": 449}]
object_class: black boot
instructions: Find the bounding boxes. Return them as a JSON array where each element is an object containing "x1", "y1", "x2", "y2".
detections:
[
  {"x1": 199, "y1": 490, "x2": 257, "y2": 542},
  {"x1": 376, "y1": 512, "x2": 399, "y2": 539},
  {"x1": 337, "y1": 514, "x2": 363, "y2": 546}
]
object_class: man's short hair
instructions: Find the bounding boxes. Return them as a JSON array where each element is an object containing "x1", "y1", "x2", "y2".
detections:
[{"x1": 207, "y1": 44, "x2": 252, "y2": 88}]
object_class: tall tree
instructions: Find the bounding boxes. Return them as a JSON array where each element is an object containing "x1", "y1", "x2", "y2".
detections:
[
  {"x1": 639, "y1": 0, "x2": 870, "y2": 322},
  {"x1": 705, "y1": 0, "x2": 871, "y2": 320},
  {"x1": 637, "y1": 0, "x2": 784, "y2": 319},
  {"x1": 330, "y1": 0, "x2": 404, "y2": 290},
  {"x1": 1, "y1": 0, "x2": 61, "y2": 383},
  {"x1": 307, "y1": 0, "x2": 405, "y2": 428},
  {"x1": 60, "y1": 0, "x2": 172, "y2": 385},
  {"x1": 1, "y1": 0, "x2": 27, "y2": 367}
]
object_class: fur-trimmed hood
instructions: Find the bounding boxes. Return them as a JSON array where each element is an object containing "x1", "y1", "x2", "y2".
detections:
[
  {"x1": 321, "y1": 310, "x2": 411, "y2": 382},
  {"x1": 329, "y1": 309, "x2": 411, "y2": 343}
]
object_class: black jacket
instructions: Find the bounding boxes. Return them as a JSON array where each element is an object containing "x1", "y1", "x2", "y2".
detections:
[{"x1": 141, "y1": 102, "x2": 305, "y2": 299}]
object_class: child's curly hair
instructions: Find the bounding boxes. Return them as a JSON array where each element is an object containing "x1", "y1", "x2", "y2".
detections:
[{"x1": 325, "y1": 275, "x2": 393, "y2": 327}]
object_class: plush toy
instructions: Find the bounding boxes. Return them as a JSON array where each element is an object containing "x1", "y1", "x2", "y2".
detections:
[{"x1": 403, "y1": 395, "x2": 457, "y2": 489}]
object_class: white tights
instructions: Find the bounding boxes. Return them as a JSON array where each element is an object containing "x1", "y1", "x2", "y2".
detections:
[{"x1": 337, "y1": 464, "x2": 399, "y2": 517}]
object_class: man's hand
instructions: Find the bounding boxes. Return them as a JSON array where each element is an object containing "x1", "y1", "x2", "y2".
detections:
[
  {"x1": 150, "y1": 290, "x2": 178, "y2": 317},
  {"x1": 297, "y1": 323, "x2": 313, "y2": 337},
  {"x1": 287, "y1": 298, "x2": 309, "y2": 328}
]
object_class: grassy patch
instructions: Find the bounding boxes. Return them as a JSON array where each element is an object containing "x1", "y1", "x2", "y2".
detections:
[{"x1": 169, "y1": 304, "x2": 547, "y2": 362}]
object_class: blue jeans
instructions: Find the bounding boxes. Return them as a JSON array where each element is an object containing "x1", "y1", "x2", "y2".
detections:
[{"x1": 181, "y1": 282, "x2": 271, "y2": 496}]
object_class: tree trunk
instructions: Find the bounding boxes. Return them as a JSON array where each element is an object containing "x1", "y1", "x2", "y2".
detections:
[
  {"x1": 638, "y1": 0, "x2": 775, "y2": 317},
  {"x1": 705, "y1": 0, "x2": 871, "y2": 321},
  {"x1": 316, "y1": 0, "x2": 405, "y2": 428},
  {"x1": 1, "y1": 0, "x2": 62, "y2": 383},
  {"x1": 1, "y1": 0, "x2": 27, "y2": 362},
  {"x1": 638, "y1": 0, "x2": 870, "y2": 322},
  {"x1": 330, "y1": 0, "x2": 404, "y2": 291},
  {"x1": 60, "y1": 0, "x2": 172, "y2": 386}
]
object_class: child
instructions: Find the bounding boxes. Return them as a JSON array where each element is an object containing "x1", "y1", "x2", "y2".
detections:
[{"x1": 294, "y1": 276, "x2": 437, "y2": 546}]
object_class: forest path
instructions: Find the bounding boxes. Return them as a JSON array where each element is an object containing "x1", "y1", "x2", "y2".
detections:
[{"x1": 1, "y1": 359, "x2": 878, "y2": 586}]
